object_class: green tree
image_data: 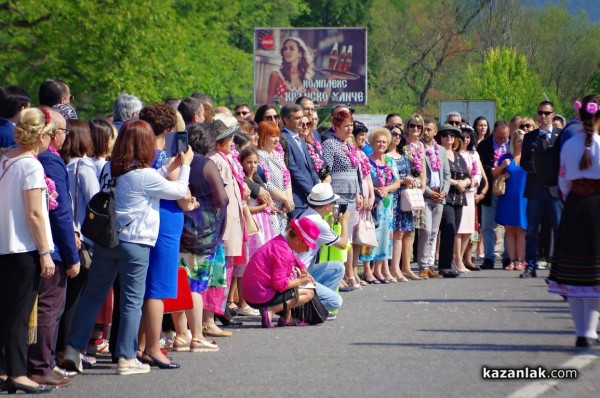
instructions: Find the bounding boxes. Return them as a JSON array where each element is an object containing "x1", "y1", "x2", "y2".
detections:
[{"x1": 464, "y1": 47, "x2": 557, "y2": 120}]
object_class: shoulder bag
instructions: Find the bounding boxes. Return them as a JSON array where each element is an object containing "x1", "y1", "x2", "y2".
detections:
[
  {"x1": 293, "y1": 290, "x2": 329, "y2": 325},
  {"x1": 400, "y1": 188, "x2": 425, "y2": 211},
  {"x1": 492, "y1": 175, "x2": 507, "y2": 196},
  {"x1": 353, "y1": 211, "x2": 378, "y2": 247}
]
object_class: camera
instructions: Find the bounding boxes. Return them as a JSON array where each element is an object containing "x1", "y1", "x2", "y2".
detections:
[{"x1": 332, "y1": 202, "x2": 348, "y2": 223}]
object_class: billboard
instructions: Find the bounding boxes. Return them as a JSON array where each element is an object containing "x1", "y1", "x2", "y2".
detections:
[{"x1": 254, "y1": 28, "x2": 367, "y2": 106}]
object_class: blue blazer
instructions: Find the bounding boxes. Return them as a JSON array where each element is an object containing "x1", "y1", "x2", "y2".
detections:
[
  {"x1": 0, "y1": 118, "x2": 15, "y2": 148},
  {"x1": 38, "y1": 151, "x2": 80, "y2": 266},
  {"x1": 280, "y1": 128, "x2": 320, "y2": 218}
]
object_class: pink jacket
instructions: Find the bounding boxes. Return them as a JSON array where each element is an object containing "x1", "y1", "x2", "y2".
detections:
[{"x1": 241, "y1": 235, "x2": 306, "y2": 304}]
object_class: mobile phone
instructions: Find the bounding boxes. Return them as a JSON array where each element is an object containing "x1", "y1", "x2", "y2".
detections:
[
  {"x1": 165, "y1": 131, "x2": 188, "y2": 158},
  {"x1": 339, "y1": 202, "x2": 348, "y2": 214}
]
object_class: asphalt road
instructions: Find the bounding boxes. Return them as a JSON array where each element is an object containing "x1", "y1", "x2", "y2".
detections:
[{"x1": 52, "y1": 265, "x2": 599, "y2": 398}]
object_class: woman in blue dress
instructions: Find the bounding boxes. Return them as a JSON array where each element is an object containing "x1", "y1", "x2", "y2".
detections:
[
  {"x1": 359, "y1": 128, "x2": 401, "y2": 283},
  {"x1": 495, "y1": 129, "x2": 527, "y2": 271}
]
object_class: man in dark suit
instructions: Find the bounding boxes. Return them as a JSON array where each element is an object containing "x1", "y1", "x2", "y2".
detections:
[
  {"x1": 520, "y1": 101, "x2": 563, "y2": 278},
  {"x1": 280, "y1": 103, "x2": 320, "y2": 218},
  {"x1": 0, "y1": 86, "x2": 30, "y2": 147},
  {"x1": 477, "y1": 120, "x2": 510, "y2": 269}
]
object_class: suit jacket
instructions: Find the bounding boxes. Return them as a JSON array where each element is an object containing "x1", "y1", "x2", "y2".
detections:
[
  {"x1": 280, "y1": 128, "x2": 320, "y2": 218},
  {"x1": 521, "y1": 127, "x2": 561, "y2": 199},
  {"x1": 423, "y1": 143, "x2": 451, "y2": 204},
  {"x1": 476, "y1": 135, "x2": 496, "y2": 207},
  {"x1": 207, "y1": 151, "x2": 243, "y2": 257},
  {"x1": 0, "y1": 118, "x2": 15, "y2": 148}
]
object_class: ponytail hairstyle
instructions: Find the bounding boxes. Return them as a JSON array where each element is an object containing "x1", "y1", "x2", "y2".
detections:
[{"x1": 577, "y1": 94, "x2": 600, "y2": 170}]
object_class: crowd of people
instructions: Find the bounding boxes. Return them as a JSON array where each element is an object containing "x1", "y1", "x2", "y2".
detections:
[{"x1": 0, "y1": 79, "x2": 599, "y2": 393}]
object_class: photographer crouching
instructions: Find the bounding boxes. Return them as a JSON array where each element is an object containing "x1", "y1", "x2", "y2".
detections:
[{"x1": 297, "y1": 183, "x2": 348, "y2": 318}]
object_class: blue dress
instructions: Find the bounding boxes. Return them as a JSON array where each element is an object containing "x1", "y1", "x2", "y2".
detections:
[
  {"x1": 359, "y1": 155, "x2": 399, "y2": 262},
  {"x1": 146, "y1": 150, "x2": 184, "y2": 299},
  {"x1": 495, "y1": 153, "x2": 527, "y2": 229},
  {"x1": 393, "y1": 154, "x2": 415, "y2": 232}
]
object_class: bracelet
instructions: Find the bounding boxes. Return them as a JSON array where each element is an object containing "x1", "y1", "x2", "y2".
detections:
[{"x1": 38, "y1": 250, "x2": 52, "y2": 255}]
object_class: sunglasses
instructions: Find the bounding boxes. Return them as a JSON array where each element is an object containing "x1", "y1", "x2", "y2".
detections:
[
  {"x1": 448, "y1": 120, "x2": 461, "y2": 126},
  {"x1": 301, "y1": 122, "x2": 313, "y2": 129},
  {"x1": 236, "y1": 110, "x2": 250, "y2": 116},
  {"x1": 439, "y1": 132, "x2": 454, "y2": 138},
  {"x1": 519, "y1": 123, "x2": 533, "y2": 129},
  {"x1": 265, "y1": 114, "x2": 279, "y2": 121},
  {"x1": 408, "y1": 123, "x2": 423, "y2": 130},
  {"x1": 391, "y1": 131, "x2": 400, "y2": 137},
  {"x1": 537, "y1": 110, "x2": 554, "y2": 116},
  {"x1": 55, "y1": 128, "x2": 71, "y2": 136}
]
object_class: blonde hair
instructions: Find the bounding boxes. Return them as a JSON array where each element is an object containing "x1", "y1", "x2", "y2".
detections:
[
  {"x1": 175, "y1": 110, "x2": 185, "y2": 131},
  {"x1": 14, "y1": 108, "x2": 57, "y2": 149},
  {"x1": 509, "y1": 129, "x2": 525, "y2": 155},
  {"x1": 368, "y1": 128, "x2": 392, "y2": 147}
]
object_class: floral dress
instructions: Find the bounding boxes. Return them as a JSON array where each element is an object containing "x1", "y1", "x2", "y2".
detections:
[
  {"x1": 258, "y1": 148, "x2": 290, "y2": 235},
  {"x1": 359, "y1": 155, "x2": 399, "y2": 262},
  {"x1": 406, "y1": 142, "x2": 425, "y2": 229},
  {"x1": 393, "y1": 152, "x2": 415, "y2": 232}
]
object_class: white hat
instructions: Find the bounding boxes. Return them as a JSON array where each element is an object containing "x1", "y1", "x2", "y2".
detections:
[{"x1": 307, "y1": 183, "x2": 340, "y2": 206}]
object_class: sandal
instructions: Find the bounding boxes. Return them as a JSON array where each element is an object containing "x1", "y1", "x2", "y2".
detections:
[
  {"x1": 346, "y1": 276, "x2": 362, "y2": 290},
  {"x1": 504, "y1": 261, "x2": 515, "y2": 271},
  {"x1": 172, "y1": 336, "x2": 190, "y2": 352},
  {"x1": 514, "y1": 261, "x2": 525, "y2": 271},
  {"x1": 226, "y1": 301, "x2": 239, "y2": 316},
  {"x1": 190, "y1": 338, "x2": 219, "y2": 352},
  {"x1": 202, "y1": 324, "x2": 233, "y2": 337}
]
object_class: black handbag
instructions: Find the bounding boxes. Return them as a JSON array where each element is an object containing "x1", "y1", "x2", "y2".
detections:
[{"x1": 293, "y1": 290, "x2": 329, "y2": 325}]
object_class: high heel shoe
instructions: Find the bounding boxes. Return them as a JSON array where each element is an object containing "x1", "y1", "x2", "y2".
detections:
[
  {"x1": 4, "y1": 379, "x2": 52, "y2": 394},
  {"x1": 145, "y1": 352, "x2": 180, "y2": 369}
]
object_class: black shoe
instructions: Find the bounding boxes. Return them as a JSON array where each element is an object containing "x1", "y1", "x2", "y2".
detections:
[
  {"x1": 4, "y1": 379, "x2": 52, "y2": 394},
  {"x1": 501, "y1": 258, "x2": 512, "y2": 268},
  {"x1": 465, "y1": 263, "x2": 482, "y2": 271},
  {"x1": 480, "y1": 259, "x2": 495, "y2": 270},
  {"x1": 215, "y1": 314, "x2": 243, "y2": 327},
  {"x1": 519, "y1": 268, "x2": 537, "y2": 278},
  {"x1": 440, "y1": 270, "x2": 460, "y2": 278},
  {"x1": 146, "y1": 352, "x2": 180, "y2": 369}
]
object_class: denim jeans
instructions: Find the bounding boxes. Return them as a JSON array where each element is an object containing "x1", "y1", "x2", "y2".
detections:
[
  {"x1": 308, "y1": 261, "x2": 344, "y2": 311},
  {"x1": 525, "y1": 189, "x2": 563, "y2": 269},
  {"x1": 68, "y1": 241, "x2": 150, "y2": 359},
  {"x1": 481, "y1": 195, "x2": 509, "y2": 261}
]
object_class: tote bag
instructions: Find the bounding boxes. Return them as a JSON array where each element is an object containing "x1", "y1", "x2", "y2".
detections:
[
  {"x1": 353, "y1": 212, "x2": 378, "y2": 247},
  {"x1": 400, "y1": 188, "x2": 425, "y2": 212}
]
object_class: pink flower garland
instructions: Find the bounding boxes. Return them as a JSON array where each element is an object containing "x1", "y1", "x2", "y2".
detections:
[
  {"x1": 493, "y1": 147, "x2": 506, "y2": 167},
  {"x1": 409, "y1": 142, "x2": 423, "y2": 174},
  {"x1": 231, "y1": 147, "x2": 245, "y2": 180},
  {"x1": 358, "y1": 150, "x2": 370, "y2": 178},
  {"x1": 259, "y1": 160, "x2": 271, "y2": 183},
  {"x1": 32, "y1": 150, "x2": 58, "y2": 210},
  {"x1": 370, "y1": 158, "x2": 392, "y2": 187},
  {"x1": 275, "y1": 143, "x2": 291, "y2": 188},
  {"x1": 307, "y1": 141, "x2": 324, "y2": 173},
  {"x1": 337, "y1": 137, "x2": 359, "y2": 168},
  {"x1": 471, "y1": 159, "x2": 478, "y2": 178},
  {"x1": 424, "y1": 142, "x2": 441, "y2": 172}
]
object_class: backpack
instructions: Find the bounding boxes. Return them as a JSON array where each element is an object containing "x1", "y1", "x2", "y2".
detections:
[
  {"x1": 81, "y1": 164, "x2": 119, "y2": 248},
  {"x1": 531, "y1": 135, "x2": 560, "y2": 187}
]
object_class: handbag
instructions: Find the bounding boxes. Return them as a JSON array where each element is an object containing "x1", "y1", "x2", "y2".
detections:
[
  {"x1": 293, "y1": 290, "x2": 329, "y2": 325},
  {"x1": 400, "y1": 188, "x2": 425, "y2": 211},
  {"x1": 243, "y1": 205, "x2": 259, "y2": 236},
  {"x1": 353, "y1": 212, "x2": 378, "y2": 247},
  {"x1": 493, "y1": 175, "x2": 507, "y2": 196},
  {"x1": 163, "y1": 267, "x2": 194, "y2": 313}
]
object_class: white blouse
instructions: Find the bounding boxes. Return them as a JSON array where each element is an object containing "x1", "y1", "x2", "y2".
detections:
[{"x1": 559, "y1": 132, "x2": 600, "y2": 196}]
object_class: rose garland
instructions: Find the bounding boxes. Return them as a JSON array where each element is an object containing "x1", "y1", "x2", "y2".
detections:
[
  {"x1": 358, "y1": 150, "x2": 371, "y2": 178},
  {"x1": 471, "y1": 158, "x2": 478, "y2": 179},
  {"x1": 275, "y1": 143, "x2": 291, "y2": 188},
  {"x1": 493, "y1": 146, "x2": 506, "y2": 167},
  {"x1": 424, "y1": 141, "x2": 441, "y2": 172},
  {"x1": 306, "y1": 141, "x2": 324, "y2": 173},
  {"x1": 369, "y1": 158, "x2": 392, "y2": 187},
  {"x1": 337, "y1": 136, "x2": 358, "y2": 168},
  {"x1": 33, "y1": 149, "x2": 59, "y2": 210},
  {"x1": 259, "y1": 160, "x2": 270, "y2": 183},
  {"x1": 409, "y1": 142, "x2": 423, "y2": 174}
]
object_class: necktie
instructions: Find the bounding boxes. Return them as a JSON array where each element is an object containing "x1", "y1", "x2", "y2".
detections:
[{"x1": 295, "y1": 135, "x2": 304, "y2": 155}]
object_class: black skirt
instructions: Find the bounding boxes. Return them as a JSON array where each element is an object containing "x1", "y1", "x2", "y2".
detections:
[{"x1": 548, "y1": 192, "x2": 600, "y2": 286}]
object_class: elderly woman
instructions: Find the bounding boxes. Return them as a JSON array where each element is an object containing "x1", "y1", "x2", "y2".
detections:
[
  {"x1": 63, "y1": 120, "x2": 193, "y2": 375},
  {"x1": 322, "y1": 110, "x2": 361, "y2": 287},
  {"x1": 257, "y1": 121, "x2": 293, "y2": 235},
  {"x1": 359, "y1": 128, "x2": 401, "y2": 283},
  {"x1": 494, "y1": 129, "x2": 527, "y2": 271},
  {"x1": 241, "y1": 218, "x2": 319, "y2": 328},
  {"x1": 0, "y1": 108, "x2": 56, "y2": 394},
  {"x1": 205, "y1": 122, "x2": 247, "y2": 338}
]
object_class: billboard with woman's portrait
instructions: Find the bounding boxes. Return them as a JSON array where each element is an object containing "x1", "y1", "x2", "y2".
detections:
[{"x1": 254, "y1": 28, "x2": 367, "y2": 106}]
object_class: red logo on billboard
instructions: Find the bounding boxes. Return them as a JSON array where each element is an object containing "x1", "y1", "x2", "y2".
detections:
[{"x1": 261, "y1": 35, "x2": 274, "y2": 50}]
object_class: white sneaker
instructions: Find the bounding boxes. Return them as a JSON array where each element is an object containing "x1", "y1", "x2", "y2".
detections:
[
  {"x1": 117, "y1": 358, "x2": 151, "y2": 375},
  {"x1": 62, "y1": 345, "x2": 84, "y2": 374},
  {"x1": 236, "y1": 306, "x2": 260, "y2": 316}
]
